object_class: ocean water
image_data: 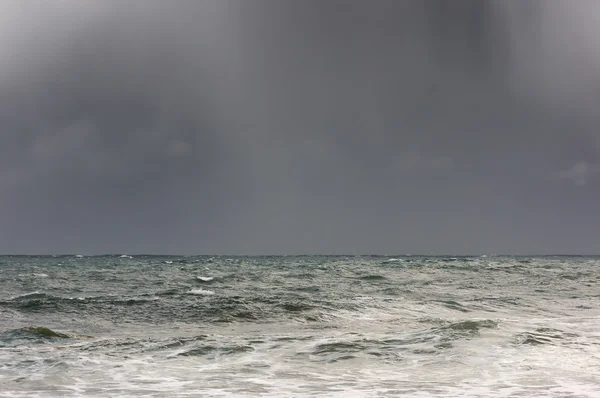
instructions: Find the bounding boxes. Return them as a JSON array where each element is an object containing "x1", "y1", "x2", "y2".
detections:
[{"x1": 1, "y1": 255, "x2": 599, "y2": 397}]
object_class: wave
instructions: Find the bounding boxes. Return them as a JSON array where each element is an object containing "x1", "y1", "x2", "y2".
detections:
[
  {"x1": 294, "y1": 285, "x2": 320, "y2": 292},
  {"x1": 12, "y1": 326, "x2": 70, "y2": 338},
  {"x1": 436, "y1": 300, "x2": 471, "y2": 312},
  {"x1": 176, "y1": 344, "x2": 253, "y2": 357},
  {"x1": 187, "y1": 289, "x2": 215, "y2": 296},
  {"x1": 0, "y1": 326, "x2": 71, "y2": 346},
  {"x1": 9, "y1": 291, "x2": 44, "y2": 300},
  {"x1": 382, "y1": 258, "x2": 403, "y2": 263},
  {"x1": 313, "y1": 341, "x2": 366, "y2": 355},
  {"x1": 515, "y1": 327, "x2": 578, "y2": 346},
  {"x1": 303, "y1": 319, "x2": 498, "y2": 361},
  {"x1": 358, "y1": 275, "x2": 387, "y2": 281},
  {"x1": 0, "y1": 292, "x2": 160, "y2": 312},
  {"x1": 279, "y1": 302, "x2": 313, "y2": 312},
  {"x1": 441, "y1": 319, "x2": 497, "y2": 332}
]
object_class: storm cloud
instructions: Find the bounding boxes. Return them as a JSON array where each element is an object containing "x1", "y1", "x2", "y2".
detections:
[{"x1": 1, "y1": 1, "x2": 599, "y2": 254}]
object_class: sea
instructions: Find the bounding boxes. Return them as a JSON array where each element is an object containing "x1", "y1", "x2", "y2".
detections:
[{"x1": 0, "y1": 255, "x2": 599, "y2": 397}]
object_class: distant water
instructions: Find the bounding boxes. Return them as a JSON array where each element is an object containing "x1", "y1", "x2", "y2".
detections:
[{"x1": 1, "y1": 255, "x2": 599, "y2": 397}]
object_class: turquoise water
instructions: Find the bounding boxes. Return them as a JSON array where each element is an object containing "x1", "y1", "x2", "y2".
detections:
[{"x1": 1, "y1": 255, "x2": 599, "y2": 397}]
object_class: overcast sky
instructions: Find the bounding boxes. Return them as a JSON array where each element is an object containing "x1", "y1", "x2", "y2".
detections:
[{"x1": 1, "y1": 0, "x2": 599, "y2": 255}]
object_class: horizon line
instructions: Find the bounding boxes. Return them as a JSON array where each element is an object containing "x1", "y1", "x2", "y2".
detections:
[{"x1": 0, "y1": 253, "x2": 598, "y2": 257}]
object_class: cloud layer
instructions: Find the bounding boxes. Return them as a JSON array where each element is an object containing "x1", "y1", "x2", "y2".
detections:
[{"x1": 1, "y1": 1, "x2": 599, "y2": 254}]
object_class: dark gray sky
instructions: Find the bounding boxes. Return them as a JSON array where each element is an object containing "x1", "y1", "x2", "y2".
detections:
[{"x1": 1, "y1": 0, "x2": 599, "y2": 255}]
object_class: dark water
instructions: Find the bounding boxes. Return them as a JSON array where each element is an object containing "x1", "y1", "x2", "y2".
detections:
[{"x1": 1, "y1": 255, "x2": 599, "y2": 397}]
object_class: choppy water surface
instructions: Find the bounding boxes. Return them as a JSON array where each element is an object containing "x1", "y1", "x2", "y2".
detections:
[{"x1": 1, "y1": 255, "x2": 599, "y2": 397}]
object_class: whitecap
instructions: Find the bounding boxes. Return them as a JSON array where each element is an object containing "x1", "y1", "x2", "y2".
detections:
[
  {"x1": 187, "y1": 289, "x2": 215, "y2": 296},
  {"x1": 196, "y1": 276, "x2": 214, "y2": 282},
  {"x1": 10, "y1": 291, "x2": 41, "y2": 300},
  {"x1": 383, "y1": 258, "x2": 403, "y2": 263},
  {"x1": 165, "y1": 261, "x2": 173, "y2": 264}
]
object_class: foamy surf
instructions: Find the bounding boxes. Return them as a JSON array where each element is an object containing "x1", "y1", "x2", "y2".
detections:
[{"x1": 1, "y1": 255, "x2": 599, "y2": 397}]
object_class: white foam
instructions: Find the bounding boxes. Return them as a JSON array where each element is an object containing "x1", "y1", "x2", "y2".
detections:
[
  {"x1": 9, "y1": 291, "x2": 41, "y2": 300},
  {"x1": 2, "y1": 314, "x2": 600, "y2": 398},
  {"x1": 164, "y1": 261, "x2": 173, "y2": 264},
  {"x1": 196, "y1": 276, "x2": 214, "y2": 282},
  {"x1": 187, "y1": 289, "x2": 215, "y2": 296},
  {"x1": 3, "y1": 257, "x2": 600, "y2": 398},
  {"x1": 383, "y1": 258, "x2": 403, "y2": 263}
]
